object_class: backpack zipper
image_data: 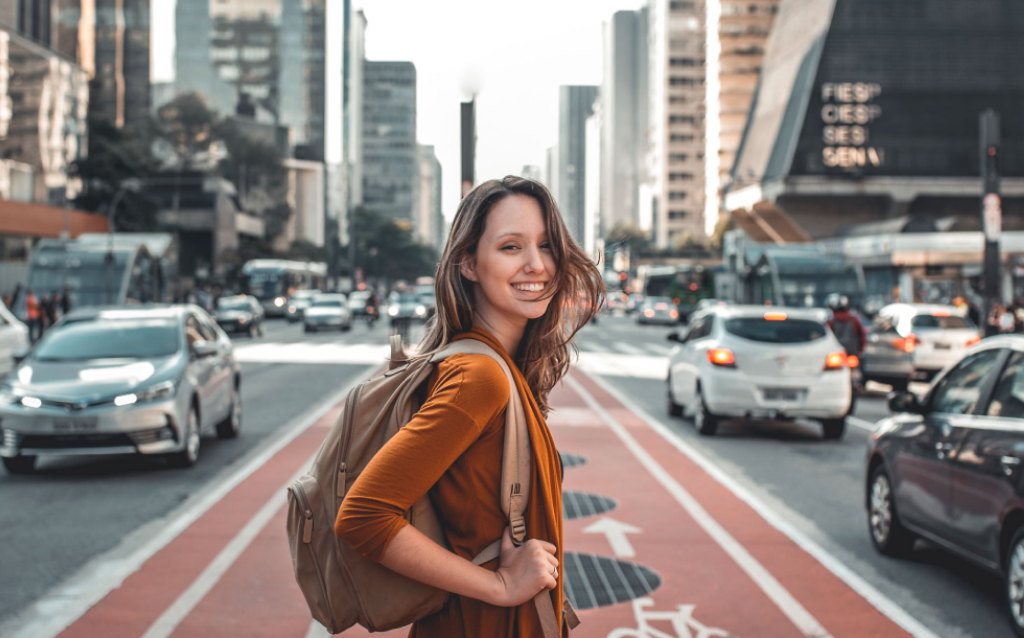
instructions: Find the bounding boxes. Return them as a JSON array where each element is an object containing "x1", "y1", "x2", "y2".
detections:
[
  {"x1": 336, "y1": 384, "x2": 363, "y2": 497},
  {"x1": 289, "y1": 481, "x2": 335, "y2": 632}
]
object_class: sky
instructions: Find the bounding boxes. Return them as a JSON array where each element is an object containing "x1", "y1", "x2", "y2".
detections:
[{"x1": 152, "y1": 0, "x2": 645, "y2": 218}]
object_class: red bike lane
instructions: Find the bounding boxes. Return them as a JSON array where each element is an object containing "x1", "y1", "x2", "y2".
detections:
[{"x1": 42, "y1": 367, "x2": 923, "y2": 638}]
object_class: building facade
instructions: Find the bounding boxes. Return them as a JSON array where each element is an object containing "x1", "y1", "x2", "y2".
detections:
[
  {"x1": 602, "y1": 8, "x2": 649, "y2": 238},
  {"x1": 558, "y1": 85, "x2": 599, "y2": 245},
  {"x1": 362, "y1": 61, "x2": 417, "y2": 223},
  {"x1": 726, "y1": 0, "x2": 1024, "y2": 240},
  {"x1": 646, "y1": 0, "x2": 707, "y2": 248},
  {"x1": 416, "y1": 144, "x2": 442, "y2": 251}
]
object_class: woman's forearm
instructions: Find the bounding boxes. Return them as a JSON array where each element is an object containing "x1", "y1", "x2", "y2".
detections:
[{"x1": 379, "y1": 524, "x2": 504, "y2": 605}]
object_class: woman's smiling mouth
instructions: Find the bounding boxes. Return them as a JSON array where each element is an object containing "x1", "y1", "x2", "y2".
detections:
[{"x1": 512, "y1": 282, "x2": 546, "y2": 293}]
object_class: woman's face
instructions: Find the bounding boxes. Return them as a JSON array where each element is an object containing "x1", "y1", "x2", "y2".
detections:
[{"x1": 462, "y1": 194, "x2": 557, "y2": 324}]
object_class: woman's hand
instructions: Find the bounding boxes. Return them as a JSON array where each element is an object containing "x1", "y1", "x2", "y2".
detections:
[{"x1": 491, "y1": 527, "x2": 558, "y2": 607}]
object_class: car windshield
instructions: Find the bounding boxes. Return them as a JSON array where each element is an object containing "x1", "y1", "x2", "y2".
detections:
[
  {"x1": 911, "y1": 314, "x2": 973, "y2": 330},
  {"x1": 293, "y1": 290, "x2": 321, "y2": 299},
  {"x1": 217, "y1": 299, "x2": 250, "y2": 311},
  {"x1": 724, "y1": 317, "x2": 827, "y2": 343},
  {"x1": 312, "y1": 298, "x2": 343, "y2": 307},
  {"x1": 397, "y1": 294, "x2": 420, "y2": 304},
  {"x1": 34, "y1": 319, "x2": 181, "y2": 361}
]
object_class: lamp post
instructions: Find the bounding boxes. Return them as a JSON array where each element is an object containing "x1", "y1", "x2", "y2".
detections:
[{"x1": 104, "y1": 178, "x2": 143, "y2": 304}]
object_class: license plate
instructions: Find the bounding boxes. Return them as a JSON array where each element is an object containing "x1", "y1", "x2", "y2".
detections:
[
  {"x1": 762, "y1": 388, "x2": 803, "y2": 401},
  {"x1": 53, "y1": 418, "x2": 99, "y2": 432},
  {"x1": 934, "y1": 343, "x2": 951, "y2": 350}
]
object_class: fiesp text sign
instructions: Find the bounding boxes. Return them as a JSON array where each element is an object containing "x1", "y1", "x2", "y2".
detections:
[{"x1": 821, "y1": 82, "x2": 884, "y2": 171}]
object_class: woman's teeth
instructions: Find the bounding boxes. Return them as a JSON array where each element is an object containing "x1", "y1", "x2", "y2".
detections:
[{"x1": 513, "y1": 283, "x2": 544, "y2": 292}]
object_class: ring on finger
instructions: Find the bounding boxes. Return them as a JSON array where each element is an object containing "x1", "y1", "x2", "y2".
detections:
[{"x1": 551, "y1": 566, "x2": 558, "y2": 578}]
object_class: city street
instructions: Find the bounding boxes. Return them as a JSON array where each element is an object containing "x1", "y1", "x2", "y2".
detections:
[{"x1": 0, "y1": 315, "x2": 1013, "y2": 638}]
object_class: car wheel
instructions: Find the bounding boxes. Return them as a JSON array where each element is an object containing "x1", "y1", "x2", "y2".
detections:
[
  {"x1": 868, "y1": 465, "x2": 915, "y2": 557},
  {"x1": 168, "y1": 404, "x2": 201, "y2": 468},
  {"x1": 821, "y1": 418, "x2": 846, "y2": 440},
  {"x1": 667, "y1": 376, "x2": 683, "y2": 417},
  {"x1": 217, "y1": 384, "x2": 242, "y2": 439},
  {"x1": 1006, "y1": 527, "x2": 1024, "y2": 637},
  {"x1": 693, "y1": 387, "x2": 718, "y2": 436},
  {"x1": 2, "y1": 455, "x2": 37, "y2": 474}
]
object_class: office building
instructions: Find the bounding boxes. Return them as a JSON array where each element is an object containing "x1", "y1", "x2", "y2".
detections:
[
  {"x1": 417, "y1": 144, "x2": 443, "y2": 250},
  {"x1": 558, "y1": 85, "x2": 599, "y2": 245},
  {"x1": 521, "y1": 165, "x2": 543, "y2": 183},
  {"x1": 602, "y1": 8, "x2": 649, "y2": 237},
  {"x1": 344, "y1": 8, "x2": 366, "y2": 213},
  {"x1": 544, "y1": 145, "x2": 559, "y2": 201},
  {"x1": 584, "y1": 101, "x2": 602, "y2": 258},
  {"x1": 726, "y1": 0, "x2": 1024, "y2": 240},
  {"x1": 362, "y1": 61, "x2": 417, "y2": 223}
]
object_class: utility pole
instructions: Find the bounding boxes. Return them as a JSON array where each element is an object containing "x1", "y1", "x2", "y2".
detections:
[
  {"x1": 980, "y1": 109, "x2": 1002, "y2": 332},
  {"x1": 460, "y1": 98, "x2": 476, "y2": 199}
]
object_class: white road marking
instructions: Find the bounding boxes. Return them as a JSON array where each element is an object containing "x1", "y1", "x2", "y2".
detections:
[
  {"x1": 580, "y1": 372, "x2": 943, "y2": 638},
  {"x1": 582, "y1": 516, "x2": 643, "y2": 558},
  {"x1": 643, "y1": 343, "x2": 671, "y2": 356},
  {"x1": 234, "y1": 342, "x2": 391, "y2": 365},
  {"x1": 566, "y1": 375, "x2": 834, "y2": 638},
  {"x1": 612, "y1": 342, "x2": 647, "y2": 355},
  {"x1": 2, "y1": 371, "x2": 373, "y2": 638},
  {"x1": 140, "y1": 459, "x2": 311, "y2": 638},
  {"x1": 847, "y1": 416, "x2": 877, "y2": 432},
  {"x1": 574, "y1": 352, "x2": 667, "y2": 380}
]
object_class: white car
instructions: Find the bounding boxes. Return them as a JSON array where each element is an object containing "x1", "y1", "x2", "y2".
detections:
[
  {"x1": 303, "y1": 294, "x2": 353, "y2": 333},
  {"x1": 0, "y1": 300, "x2": 28, "y2": 376},
  {"x1": 666, "y1": 305, "x2": 852, "y2": 439}
]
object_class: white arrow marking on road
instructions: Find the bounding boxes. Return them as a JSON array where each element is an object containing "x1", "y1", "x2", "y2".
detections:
[{"x1": 582, "y1": 516, "x2": 643, "y2": 558}]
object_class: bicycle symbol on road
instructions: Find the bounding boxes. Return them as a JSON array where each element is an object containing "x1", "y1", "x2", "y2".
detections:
[{"x1": 607, "y1": 597, "x2": 736, "y2": 638}]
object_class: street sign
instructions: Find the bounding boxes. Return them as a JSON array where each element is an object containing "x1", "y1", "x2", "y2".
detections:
[{"x1": 984, "y1": 192, "x2": 1002, "y2": 240}]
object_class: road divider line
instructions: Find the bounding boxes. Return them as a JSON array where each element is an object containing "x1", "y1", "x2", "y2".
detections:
[
  {"x1": 565, "y1": 375, "x2": 834, "y2": 638},
  {"x1": 580, "y1": 370, "x2": 943, "y2": 638},
  {"x1": 140, "y1": 457, "x2": 313, "y2": 638},
  {"x1": 848, "y1": 415, "x2": 877, "y2": 432},
  {"x1": 3, "y1": 367, "x2": 374, "y2": 638}
]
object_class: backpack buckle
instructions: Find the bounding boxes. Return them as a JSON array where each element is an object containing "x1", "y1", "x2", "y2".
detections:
[{"x1": 510, "y1": 516, "x2": 527, "y2": 545}]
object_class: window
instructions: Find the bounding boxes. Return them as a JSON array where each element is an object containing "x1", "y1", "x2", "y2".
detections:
[
  {"x1": 669, "y1": 115, "x2": 696, "y2": 125},
  {"x1": 931, "y1": 350, "x2": 1003, "y2": 415},
  {"x1": 668, "y1": 211, "x2": 689, "y2": 220},
  {"x1": 668, "y1": 191, "x2": 689, "y2": 201},
  {"x1": 724, "y1": 318, "x2": 827, "y2": 343},
  {"x1": 987, "y1": 351, "x2": 1024, "y2": 419},
  {"x1": 670, "y1": 134, "x2": 695, "y2": 143},
  {"x1": 669, "y1": 96, "x2": 688, "y2": 105},
  {"x1": 35, "y1": 320, "x2": 181, "y2": 361},
  {"x1": 911, "y1": 314, "x2": 975, "y2": 330},
  {"x1": 669, "y1": 1, "x2": 695, "y2": 10},
  {"x1": 669, "y1": 173, "x2": 694, "y2": 182},
  {"x1": 669, "y1": 76, "x2": 697, "y2": 87},
  {"x1": 688, "y1": 315, "x2": 714, "y2": 341},
  {"x1": 669, "y1": 153, "x2": 689, "y2": 163},
  {"x1": 670, "y1": 57, "x2": 697, "y2": 67}
]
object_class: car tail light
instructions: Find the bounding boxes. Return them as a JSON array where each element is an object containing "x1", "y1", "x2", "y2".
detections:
[
  {"x1": 894, "y1": 334, "x2": 917, "y2": 353},
  {"x1": 644, "y1": 309, "x2": 655, "y2": 318},
  {"x1": 847, "y1": 354, "x2": 859, "y2": 368},
  {"x1": 825, "y1": 351, "x2": 847, "y2": 370},
  {"x1": 764, "y1": 312, "x2": 787, "y2": 321},
  {"x1": 966, "y1": 335, "x2": 981, "y2": 347},
  {"x1": 707, "y1": 348, "x2": 736, "y2": 367},
  {"x1": 670, "y1": 310, "x2": 679, "y2": 318},
  {"x1": 932, "y1": 309, "x2": 951, "y2": 317}
]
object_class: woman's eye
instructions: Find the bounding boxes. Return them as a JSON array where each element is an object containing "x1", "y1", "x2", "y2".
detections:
[
  {"x1": 540, "y1": 243, "x2": 552, "y2": 250},
  {"x1": 502, "y1": 244, "x2": 519, "y2": 251}
]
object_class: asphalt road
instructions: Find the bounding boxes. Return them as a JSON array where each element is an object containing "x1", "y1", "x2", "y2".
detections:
[
  {"x1": 576, "y1": 314, "x2": 1009, "y2": 638},
  {"x1": 0, "y1": 311, "x2": 1012, "y2": 637}
]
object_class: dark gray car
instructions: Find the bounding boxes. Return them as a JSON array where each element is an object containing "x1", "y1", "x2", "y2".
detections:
[
  {"x1": 866, "y1": 335, "x2": 1024, "y2": 636},
  {"x1": 0, "y1": 306, "x2": 241, "y2": 474}
]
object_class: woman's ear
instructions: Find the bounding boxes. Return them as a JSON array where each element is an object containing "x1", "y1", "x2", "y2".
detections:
[{"x1": 460, "y1": 256, "x2": 478, "y2": 283}]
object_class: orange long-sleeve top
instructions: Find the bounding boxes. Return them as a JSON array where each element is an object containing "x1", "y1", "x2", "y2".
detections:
[{"x1": 335, "y1": 330, "x2": 566, "y2": 637}]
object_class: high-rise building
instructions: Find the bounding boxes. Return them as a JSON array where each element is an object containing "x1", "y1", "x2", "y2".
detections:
[
  {"x1": 521, "y1": 165, "x2": 543, "y2": 182},
  {"x1": 362, "y1": 61, "x2": 417, "y2": 223},
  {"x1": 344, "y1": 8, "x2": 366, "y2": 212},
  {"x1": 558, "y1": 85, "x2": 599, "y2": 245},
  {"x1": 602, "y1": 8, "x2": 649, "y2": 237},
  {"x1": 544, "y1": 145, "x2": 559, "y2": 201},
  {"x1": 417, "y1": 144, "x2": 443, "y2": 250},
  {"x1": 10, "y1": 0, "x2": 150, "y2": 129},
  {"x1": 584, "y1": 100, "x2": 602, "y2": 258},
  {"x1": 646, "y1": 0, "x2": 706, "y2": 248},
  {"x1": 711, "y1": 0, "x2": 779, "y2": 229}
]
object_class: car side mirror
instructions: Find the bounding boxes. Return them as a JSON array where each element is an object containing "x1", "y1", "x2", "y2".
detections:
[
  {"x1": 888, "y1": 391, "x2": 923, "y2": 414},
  {"x1": 191, "y1": 340, "x2": 218, "y2": 358},
  {"x1": 12, "y1": 347, "x2": 30, "y2": 364}
]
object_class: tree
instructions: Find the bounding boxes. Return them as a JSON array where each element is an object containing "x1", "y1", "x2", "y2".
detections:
[
  {"x1": 215, "y1": 119, "x2": 291, "y2": 238},
  {"x1": 606, "y1": 221, "x2": 649, "y2": 254},
  {"x1": 70, "y1": 116, "x2": 159, "y2": 231},
  {"x1": 154, "y1": 93, "x2": 219, "y2": 170},
  {"x1": 347, "y1": 207, "x2": 438, "y2": 285}
]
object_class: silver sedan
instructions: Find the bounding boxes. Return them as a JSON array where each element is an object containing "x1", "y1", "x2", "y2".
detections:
[{"x1": 0, "y1": 305, "x2": 241, "y2": 473}]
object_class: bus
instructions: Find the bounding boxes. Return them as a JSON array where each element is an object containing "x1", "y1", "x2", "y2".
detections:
[
  {"x1": 641, "y1": 264, "x2": 720, "y2": 320},
  {"x1": 241, "y1": 259, "x2": 327, "y2": 317},
  {"x1": 746, "y1": 248, "x2": 865, "y2": 310},
  {"x1": 17, "y1": 234, "x2": 174, "y2": 314}
]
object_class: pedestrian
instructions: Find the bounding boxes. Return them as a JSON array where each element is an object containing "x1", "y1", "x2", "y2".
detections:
[
  {"x1": 24, "y1": 288, "x2": 41, "y2": 342},
  {"x1": 45, "y1": 292, "x2": 59, "y2": 328},
  {"x1": 61, "y1": 286, "x2": 71, "y2": 316},
  {"x1": 334, "y1": 176, "x2": 602, "y2": 636},
  {"x1": 1000, "y1": 304, "x2": 1017, "y2": 334},
  {"x1": 39, "y1": 293, "x2": 51, "y2": 333}
]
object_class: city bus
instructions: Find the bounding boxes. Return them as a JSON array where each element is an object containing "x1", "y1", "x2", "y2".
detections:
[
  {"x1": 747, "y1": 248, "x2": 865, "y2": 310},
  {"x1": 241, "y1": 259, "x2": 327, "y2": 317},
  {"x1": 642, "y1": 264, "x2": 719, "y2": 320},
  {"x1": 17, "y1": 234, "x2": 174, "y2": 314}
]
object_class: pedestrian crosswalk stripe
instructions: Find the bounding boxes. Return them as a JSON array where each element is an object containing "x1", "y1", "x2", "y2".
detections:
[
  {"x1": 611, "y1": 343, "x2": 646, "y2": 355},
  {"x1": 234, "y1": 342, "x2": 390, "y2": 365}
]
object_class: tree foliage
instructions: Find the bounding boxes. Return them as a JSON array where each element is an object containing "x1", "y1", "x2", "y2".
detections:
[
  {"x1": 347, "y1": 206, "x2": 438, "y2": 284},
  {"x1": 155, "y1": 93, "x2": 219, "y2": 170}
]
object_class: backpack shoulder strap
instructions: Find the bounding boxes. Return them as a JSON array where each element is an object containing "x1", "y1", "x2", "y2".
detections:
[
  {"x1": 431, "y1": 339, "x2": 530, "y2": 545},
  {"x1": 389, "y1": 334, "x2": 409, "y2": 370}
]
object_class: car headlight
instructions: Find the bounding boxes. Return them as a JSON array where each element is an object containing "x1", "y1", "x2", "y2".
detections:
[
  {"x1": 415, "y1": 305, "x2": 426, "y2": 316},
  {"x1": 388, "y1": 306, "x2": 399, "y2": 317},
  {"x1": 20, "y1": 396, "x2": 41, "y2": 408},
  {"x1": 238, "y1": 316, "x2": 247, "y2": 324},
  {"x1": 115, "y1": 380, "x2": 176, "y2": 408},
  {"x1": 274, "y1": 297, "x2": 286, "y2": 307}
]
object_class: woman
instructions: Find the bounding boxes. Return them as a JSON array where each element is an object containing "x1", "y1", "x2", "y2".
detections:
[{"x1": 335, "y1": 176, "x2": 603, "y2": 636}]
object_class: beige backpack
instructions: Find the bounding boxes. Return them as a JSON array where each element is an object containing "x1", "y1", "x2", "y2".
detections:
[{"x1": 286, "y1": 336, "x2": 572, "y2": 635}]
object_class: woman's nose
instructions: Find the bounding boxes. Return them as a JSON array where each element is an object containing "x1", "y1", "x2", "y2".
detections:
[{"x1": 523, "y1": 245, "x2": 546, "y2": 273}]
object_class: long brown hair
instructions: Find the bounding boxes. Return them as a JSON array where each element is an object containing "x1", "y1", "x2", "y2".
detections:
[{"x1": 419, "y1": 176, "x2": 604, "y2": 415}]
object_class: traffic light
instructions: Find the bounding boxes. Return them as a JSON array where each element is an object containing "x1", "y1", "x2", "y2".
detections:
[{"x1": 619, "y1": 271, "x2": 627, "y2": 291}]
